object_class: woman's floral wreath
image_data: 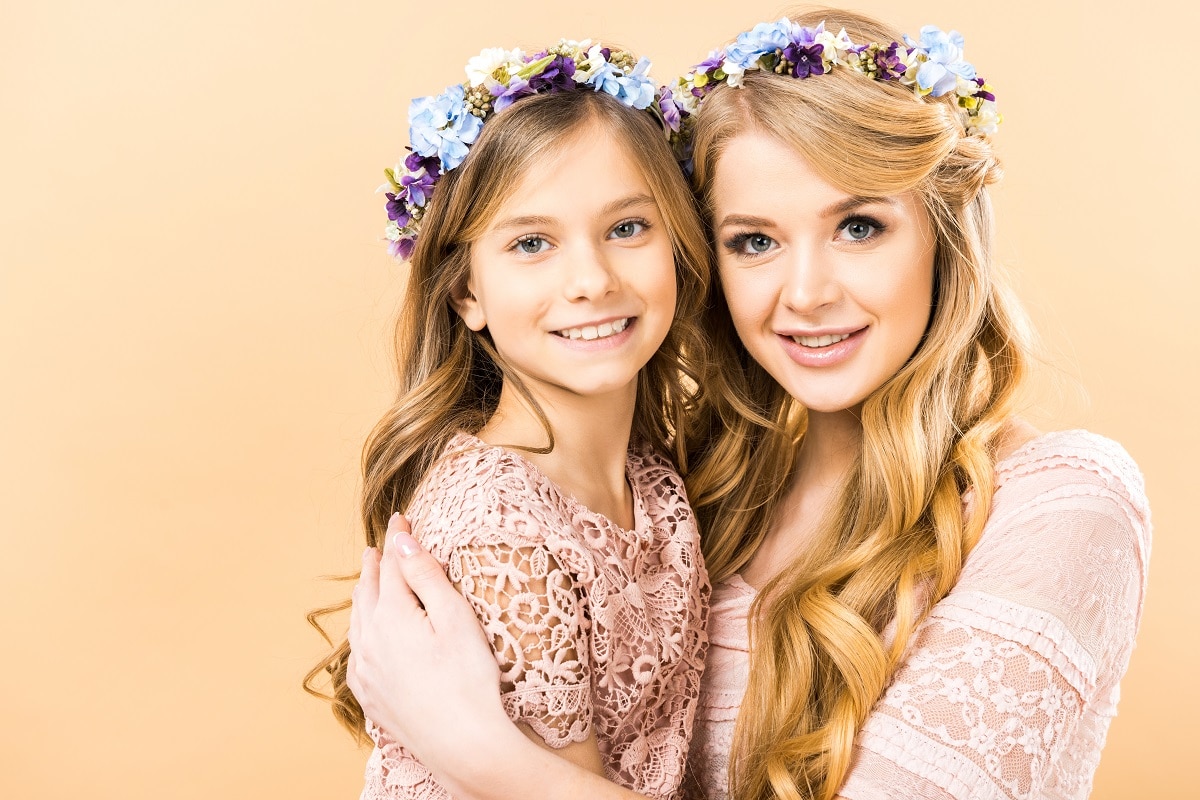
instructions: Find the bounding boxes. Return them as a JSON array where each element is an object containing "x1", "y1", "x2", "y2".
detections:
[
  {"x1": 662, "y1": 20, "x2": 1000, "y2": 168},
  {"x1": 382, "y1": 40, "x2": 670, "y2": 260}
]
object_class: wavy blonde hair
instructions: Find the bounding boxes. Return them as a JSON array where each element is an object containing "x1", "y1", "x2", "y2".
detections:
[
  {"x1": 305, "y1": 88, "x2": 713, "y2": 737},
  {"x1": 683, "y1": 8, "x2": 1031, "y2": 799}
]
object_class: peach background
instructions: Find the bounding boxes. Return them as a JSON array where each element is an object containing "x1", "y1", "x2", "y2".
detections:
[{"x1": 3, "y1": 1, "x2": 1195, "y2": 797}]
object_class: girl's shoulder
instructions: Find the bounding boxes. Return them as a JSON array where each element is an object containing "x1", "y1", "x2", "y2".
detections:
[{"x1": 405, "y1": 432, "x2": 571, "y2": 546}]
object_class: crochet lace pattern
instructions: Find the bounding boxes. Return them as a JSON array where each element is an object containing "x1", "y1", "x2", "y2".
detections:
[
  {"x1": 685, "y1": 430, "x2": 1151, "y2": 800},
  {"x1": 362, "y1": 433, "x2": 710, "y2": 799}
]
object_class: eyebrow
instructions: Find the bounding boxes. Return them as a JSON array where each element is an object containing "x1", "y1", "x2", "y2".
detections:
[
  {"x1": 716, "y1": 196, "x2": 898, "y2": 230},
  {"x1": 489, "y1": 193, "x2": 657, "y2": 233}
]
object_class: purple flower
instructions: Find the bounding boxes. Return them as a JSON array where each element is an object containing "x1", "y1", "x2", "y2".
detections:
[
  {"x1": 782, "y1": 42, "x2": 825, "y2": 78},
  {"x1": 971, "y1": 77, "x2": 995, "y2": 102},
  {"x1": 490, "y1": 77, "x2": 534, "y2": 112},
  {"x1": 389, "y1": 236, "x2": 416, "y2": 261},
  {"x1": 527, "y1": 55, "x2": 577, "y2": 93},
  {"x1": 393, "y1": 155, "x2": 439, "y2": 209},
  {"x1": 693, "y1": 49, "x2": 724, "y2": 76},
  {"x1": 657, "y1": 86, "x2": 681, "y2": 132},
  {"x1": 384, "y1": 194, "x2": 412, "y2": 227},
  {"x1": 873, "y1": 42, "x2": 906, "y2": 81}
]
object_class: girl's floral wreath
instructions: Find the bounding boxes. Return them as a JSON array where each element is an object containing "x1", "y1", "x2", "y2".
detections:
[
  {"x1": 662, "y1": 20, "x2": 1000, "y2": 169},
  {"x1": 383, "y1": 40, "x2": 669, "y2": 260}
]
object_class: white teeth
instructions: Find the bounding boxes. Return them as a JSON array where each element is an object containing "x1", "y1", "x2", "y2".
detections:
[
  {"x1": 556, "y1": 318, "x2": 630, "y2": 341},
  {"x1": 793, "y1": 332, "x2": 852, "y2": 348}
]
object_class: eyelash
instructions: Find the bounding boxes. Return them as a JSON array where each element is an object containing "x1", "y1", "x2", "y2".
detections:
[
  {"x1": 720, "y1": 214, "x2": 889, "y2": 258},
  {"x1": 837, "y1": 214, "x2": 887, "y2": 244},
  {"x1": 610, "y1": 217, "x2": 652, "y2": 240},
  {"x1": 506, "y1": 217, "x2": 653, "y2": 254}
]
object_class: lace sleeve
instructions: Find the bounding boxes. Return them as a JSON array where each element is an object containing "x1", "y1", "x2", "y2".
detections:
[
  {"x1": 446, "y1": 540, "x2": 593, "y2": 748},
  {"x1": 839, "y1": 444, "x2": 1150, "y2": 800}
]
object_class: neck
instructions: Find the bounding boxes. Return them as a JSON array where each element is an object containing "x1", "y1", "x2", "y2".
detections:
[
  {"x1": 795, "y1": 407, "x2": 863, "y2": 487},
  {"x1": 478, "y1": 381, "x2": 637, "y2": 526},
  {"x1": 740, "y1": 406, "x2": 864, "y2": 588}
]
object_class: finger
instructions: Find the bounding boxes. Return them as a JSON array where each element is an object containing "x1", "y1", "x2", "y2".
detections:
[
  {"x1": 388, "y1": 559, "x2": 480, "y2": 639},
  {"x1": 376, "y1": 513, "x2": 430, "y2": 617},
  {"x1": 348, "y1": 547, "x2": 380, "y2": 651}
]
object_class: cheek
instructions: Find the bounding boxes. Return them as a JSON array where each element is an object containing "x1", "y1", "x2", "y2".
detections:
[
  {"x1": 718, "y1": 266, "x2": 769, "y2": 331},
  {"x1": 645, "y1": 243, "x2": 680, "y2": 313}
]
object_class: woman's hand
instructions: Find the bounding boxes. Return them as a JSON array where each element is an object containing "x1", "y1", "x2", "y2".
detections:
[
  {"x1": 348, "y1": 514, "x2": 646, "y2": 800},
  {"x1": 348, "y1": 513, "x2": 508, "y2": 776}
]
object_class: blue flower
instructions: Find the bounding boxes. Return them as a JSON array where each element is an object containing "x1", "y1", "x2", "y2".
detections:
[
  {"x1": 408, "y1": 85, "x2": 484, "y2": 171},
  {"x1": 725, "y1": 18, "x2": 795, "y2": 69},
  {"x1": 906, "y1": 25, "x2": 976, "y2": 97},
  {"x1": 583, "y1": 51, "x2": 656, "y2": 109},
  {"x1": 611, "y1": 56, "x2": 657, "y2": 109}
]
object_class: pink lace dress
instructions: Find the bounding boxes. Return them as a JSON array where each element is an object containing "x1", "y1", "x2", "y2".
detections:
[
  {"x1": 687, "y1": 430, "x2": 1151, "y2": 800},
  {"x1": 362, "y1": 433, "x2": 710, "y2": 800}
]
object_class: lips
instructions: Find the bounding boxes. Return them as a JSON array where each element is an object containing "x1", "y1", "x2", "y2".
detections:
[
  {"x1": 553, "y1": 317, "x2": 630, "y2": 341},
  {"x1": 778, "y1": 326, "x2": 867, "y2": 367}
]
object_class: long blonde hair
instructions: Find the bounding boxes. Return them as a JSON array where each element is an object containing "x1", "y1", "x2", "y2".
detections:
[
  {"x1": 683, "y1": 9, "x2": 1031, "y2": 799},
  {"x1": 305, "y1": 88, "x2": 713, "y2": 737}
]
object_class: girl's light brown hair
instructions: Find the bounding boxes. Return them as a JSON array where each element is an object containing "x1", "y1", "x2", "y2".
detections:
[
  {"x1": 305, "y1": 87, "x2": 713, "y2": 737},
  {"x1": 682, "y1": 8, "x2": 1031, "y2": 799}
]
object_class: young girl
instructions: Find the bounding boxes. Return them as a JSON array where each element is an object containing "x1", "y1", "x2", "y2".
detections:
[
  {"x1": 345, "y1": 11, "x2": 1150, "y2": 800},
  {"x1": 306, "y1": 40, "x2": 713, "y2": 800}
]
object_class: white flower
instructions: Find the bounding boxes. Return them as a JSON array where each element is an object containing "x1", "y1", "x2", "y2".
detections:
[
  {"x1": 385, "y1": 221, "x2": 402, "y2": 241},
  {"x1": 967, "y1": 104, "x2": 1002, "y2": 135},
  {"x1": 465, "y1": 47, "x2": 524, "y2": 87},
  {"x1": 723, "y1": 60, "x2": 746, "y2": 88},
  {"x1": 674, "y1": 82, "x2": 700, "y2": 115},
  {"x1": 578, "y1": 43, "x2": 608, "y2": 80},
  {"x1": 815, "y1": 28, "x2": 853, "y2": 67}
]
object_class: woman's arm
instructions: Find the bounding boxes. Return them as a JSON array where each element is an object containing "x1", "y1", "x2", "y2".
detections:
[{"x1": 348, "y1": 516, "x2": 646, "y2": 800}]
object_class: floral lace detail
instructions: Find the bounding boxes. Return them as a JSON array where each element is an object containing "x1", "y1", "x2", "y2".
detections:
[
  {"x1": 363, "y1": 433, "x2": 710, "y2": 799},
  {"x1": 687, "y1": 430, "x2": 1151, "y2": 800}
]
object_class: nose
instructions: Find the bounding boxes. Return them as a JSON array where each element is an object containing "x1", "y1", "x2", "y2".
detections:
[
  {"x1": 562, "y1": 243, "x2": 619, "y2": 301},
  {"x1": 779, "y1": 243, "x2": 841, "y2": 315}
]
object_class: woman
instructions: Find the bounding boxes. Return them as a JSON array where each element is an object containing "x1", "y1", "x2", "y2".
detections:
[{"x1": 345, "y1": 9, "x2": 1150, "y2": 800}]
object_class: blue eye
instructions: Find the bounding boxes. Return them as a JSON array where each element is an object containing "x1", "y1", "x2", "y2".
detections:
[
  {"x1": 745, "y1": 234, "x2": 774, "y2": 253},
  {"x1": 838, "y1": 216, "x2": 884, "y2": 242},
  {"x1": 610, "y1": 219, "x2": 647, "y2": 239},
  {"x1": 723, "y1": 233, "x2": 776, "y2": 255},
  {"x1": 515, "y1": 236, "x2": 549, "y2": 254}
]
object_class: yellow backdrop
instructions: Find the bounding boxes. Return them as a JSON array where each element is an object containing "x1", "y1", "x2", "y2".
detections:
[{"x1": 3, "y1": 1, "x2": 1195, "y2": 797}]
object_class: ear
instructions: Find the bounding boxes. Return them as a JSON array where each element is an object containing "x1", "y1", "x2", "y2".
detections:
[{"x1": 449, "y1": 278, "x2": 487, "y2": 332}]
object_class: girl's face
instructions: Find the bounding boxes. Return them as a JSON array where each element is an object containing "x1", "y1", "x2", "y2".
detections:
[
  {"x1": 454, "y1": 126, "x2": 677, "y2": 406},
  {"x1": 711, "y1": 131, "x2": 936, "y2": 415}
]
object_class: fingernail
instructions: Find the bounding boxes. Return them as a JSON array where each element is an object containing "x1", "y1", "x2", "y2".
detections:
[{"x1": 391, "y1": 529, "x2": 419, "y2": 557}]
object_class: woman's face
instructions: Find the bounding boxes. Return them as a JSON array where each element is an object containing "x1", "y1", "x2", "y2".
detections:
[
  {"x1": 454, "y1": 126, "x2": 677, "y2": 406},
  {"x1": 710, "y1": 131, "x2": 937, "y2": 415}
]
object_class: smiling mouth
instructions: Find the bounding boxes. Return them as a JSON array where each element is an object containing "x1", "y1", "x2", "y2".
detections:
[
  {"x1": 553, "y1": 318, "x2": 630, "y2": 341},
  {"x1": 791, "y1": 332, "x2": 853, "y2": 348}
]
